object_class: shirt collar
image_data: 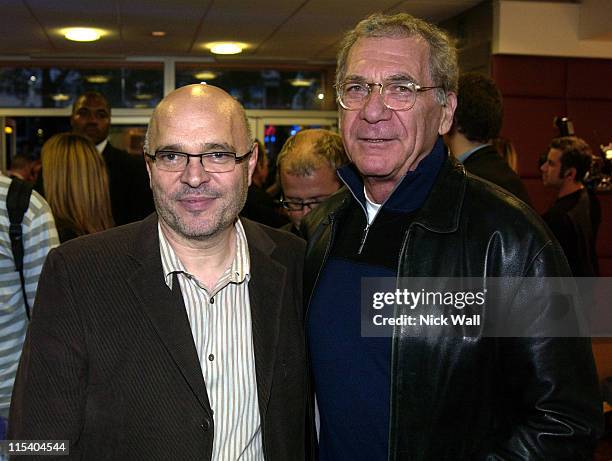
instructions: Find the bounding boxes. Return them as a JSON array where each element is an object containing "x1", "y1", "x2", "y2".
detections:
[
  {"x1": 457, "y1": 143, "x2": 488, "y2": 163},
  {"x1": 337, "y1": 136, "x2": 447, "y2": 215},
  {"x1": 96, "y1": 138, "x2": 109, "y2": 154},
  {"x1": 158, "y1": 219, "x2": 251, "y2": 290}
]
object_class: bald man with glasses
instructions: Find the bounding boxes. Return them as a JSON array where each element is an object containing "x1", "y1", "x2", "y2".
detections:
[
  {"x1": 10, "y1": 84, "x2": 310, "y2": 461},
  {"x1": 300, "y1": 12, "x2": 601, "y2": 460}
]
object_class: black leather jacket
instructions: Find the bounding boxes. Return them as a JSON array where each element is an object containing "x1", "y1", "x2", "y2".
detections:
[{"x1": 302, "y1": 157, "x2": 602, "y2": 460}]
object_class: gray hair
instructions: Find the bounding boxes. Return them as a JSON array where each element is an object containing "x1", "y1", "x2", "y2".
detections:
[
  {"x1": 277, "y1": 129, "x2": 348, "y2": 177},
  {"x1": 335, "y1": 12, "x2": 458, "y2": 105}
]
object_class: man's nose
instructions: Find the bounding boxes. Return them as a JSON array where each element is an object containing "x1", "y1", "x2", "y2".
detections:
[
  {"x1": 181, "y1": 157, "x2": 211, "y2": 187},
  {"x1": 360, "y1": 87, "x2": 392, "y2": 123}
]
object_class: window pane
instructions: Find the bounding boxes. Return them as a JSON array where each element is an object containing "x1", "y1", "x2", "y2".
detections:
[
  {"x1": 0, "y1": 64, "x2": 163, "y2": 108},
  {"x1": 176, "y1": 67, "x2": 326, "y2": 110}
]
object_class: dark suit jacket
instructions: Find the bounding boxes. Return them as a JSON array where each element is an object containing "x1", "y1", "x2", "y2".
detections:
[
  {"x1": 103, "y1": 143, "x2": 155, "y2": 226},
  {"x1": 462, "y1": 144, "x2": 532, "y2": 206},
  {"x1": 9, "y1": 215, "x2": 309, "y2": 460}
]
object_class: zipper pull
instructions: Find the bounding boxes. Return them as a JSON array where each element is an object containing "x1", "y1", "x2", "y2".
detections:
[{"x1": 357, "y1": 223, "x2": 370, "y2": 255}]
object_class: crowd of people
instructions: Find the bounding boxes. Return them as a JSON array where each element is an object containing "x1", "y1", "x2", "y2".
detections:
[{"x1": 0, "y1": 10, "x2": 607, "y2": 461}]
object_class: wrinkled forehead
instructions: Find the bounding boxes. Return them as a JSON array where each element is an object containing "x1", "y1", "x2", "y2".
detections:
[{"x1": 345, "y1": 36, "x2": 431, "y2": 83}]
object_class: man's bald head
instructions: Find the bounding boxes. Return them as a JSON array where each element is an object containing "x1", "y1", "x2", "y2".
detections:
[{"x1": 144, "y1": 84, "x2": 252, "y2": 156}]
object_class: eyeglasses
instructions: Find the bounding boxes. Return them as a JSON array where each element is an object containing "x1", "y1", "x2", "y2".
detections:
[
  {"x1": 336, "y1": 81, "x2": 441, "y2": 111},
  {"x1": 279, "y1": 197, "x2": 327, "y2": 212},
  {"x1": 145, "y1": 149, "x2": 252, "y2": 173}
]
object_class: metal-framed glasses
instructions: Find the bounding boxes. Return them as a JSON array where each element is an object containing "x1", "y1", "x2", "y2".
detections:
[
  {"x1": 145, "y1": 149, "x2": 252, "y2": 173},
  {"x1": 279, "y1": 197, "x2": 327, "y2": 212},
  {"x1": 336, "y1": 80, "x2": 441, "y2": 111}
]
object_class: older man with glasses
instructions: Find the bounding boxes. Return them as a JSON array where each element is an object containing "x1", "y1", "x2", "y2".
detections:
[
  {"x1": 9, "y1": 84, "x2": 310, "y2": 461},
  {"x1": 300, "y1": 12, "x2": 601, "y2": 460}
]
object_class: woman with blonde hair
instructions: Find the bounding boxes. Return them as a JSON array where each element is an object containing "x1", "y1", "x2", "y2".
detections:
[{"x1": 42, "y1": 133, "x2": 114, "y2": 242}]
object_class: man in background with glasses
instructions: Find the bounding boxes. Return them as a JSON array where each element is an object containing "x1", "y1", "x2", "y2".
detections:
[
  {"x1": 277, "y1": 129, "x2": 348, "y2": 234},
  {"x1": 301, "y1": 12, "x2": 601, "y2": 460},
  {"x1": 10, "y1": 84, "x2": 310, "y2": 460}
]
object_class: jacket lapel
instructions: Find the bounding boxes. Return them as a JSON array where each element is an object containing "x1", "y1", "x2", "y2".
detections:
[
  {"x1": 127, "y1": 215, "x2": 212, "y2": 415},
  {"x1": 242, "y1": 219, "x2": 286, "y2": 419}
]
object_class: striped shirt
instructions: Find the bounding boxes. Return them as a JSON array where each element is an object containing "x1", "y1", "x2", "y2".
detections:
[
  {"x1": 0, "y1": 174, "x2": 58, "y2": 416},
  {"x1": 159, "y1": 219, "x2": 263, "y2": 460}
]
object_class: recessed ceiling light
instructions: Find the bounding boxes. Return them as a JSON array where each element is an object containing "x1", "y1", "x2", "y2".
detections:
[
  {"x1": 194, "y1": 71, "x2": 217, "y2": 80},
  {"x1": 63, "y1": 27, "x2": 104, "y2": 42},
  {"x1": 85, "y1": 75, "x2": 110, "y2": 84},
  {"x1": 151, "y1": 31, "x2": 166, "y2": 37},
  {"x1": 205, "y1": 42, "x2": 247, "y2": 55}
]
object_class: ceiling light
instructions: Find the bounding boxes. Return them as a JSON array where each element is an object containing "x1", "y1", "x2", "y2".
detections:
[
  {"x1": 205, "y1": 42, "x2": 246, "y2": 55},
  {"x1": 317, "y1": 92, "x2": 325, "y2": 100},
  {"x1": 5, "y1": 126, "x2": 13, "y2": 134},
  {"x1": 151, "y1": 31, "x2": 166, "y2": 37},
  {"x1": 63, "y1": 27, "x2": 104, "y2": 42},
  {"x1": 51, "y1": 93, "x2": 70, "y2": 102},
  {"x1": 290, "y1": 78, "x2": 314, "y2": 87},
  {"x1": 194, "y1": 71, "x2": 217, "y2": 80},
  {"x1": 85, "y1": 75, "x2": 110, "y2": 84}
]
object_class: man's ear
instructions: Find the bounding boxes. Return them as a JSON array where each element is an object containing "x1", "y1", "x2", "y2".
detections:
[
  {"x1": 438, "y1": 91, "x2": 457, "y2": 135},
  {"x1": 144, "y1": 154, "x2": 153, "y2": 188},
  {"x1": 564, "y1": 166, "x2": 577, "y2": 181},
  {"x1": 247, "y1": 142, "x2": 258, "y2": 186}
]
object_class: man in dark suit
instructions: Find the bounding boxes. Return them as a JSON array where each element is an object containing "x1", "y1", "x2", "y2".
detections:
[
  {"x1": 444, "y1": 72, "x2": 532, "y2": 205},
  {"x1": 541, "y1": 136, "x2": 601, "y2": 276},
  {"x1": 71, "y1": 91, "x2": 154, "y2": 225},
  {"x1": 9, "y1": 84, "x2": 309, "y2": 460}
]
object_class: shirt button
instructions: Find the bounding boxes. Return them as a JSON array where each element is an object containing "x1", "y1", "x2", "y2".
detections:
[
  {"x1": 201, "y1": 418, "x2": 211, "y2": 432},
  {"x1": 210, "y1": 297, "x2": 215, "y2": 304},
  {"x1": 208, "y1": 354, "x2": 215, "y2": 361}
]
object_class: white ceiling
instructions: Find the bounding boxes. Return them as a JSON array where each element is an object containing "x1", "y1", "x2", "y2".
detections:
[{"x1": 0, "y1": 0, "x2": 486, "y2": 64}]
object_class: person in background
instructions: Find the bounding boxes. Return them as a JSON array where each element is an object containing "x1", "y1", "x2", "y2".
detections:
[
  {"x1": 6, "y1": 154, "x2": 34, "y2": 182},
  {"x1": 277, "y1": 129, "x2": 348, "y2": 234},
  {"x1": 41, "y1": 133, "x2": 114, "y2": 242},
  {"x1": 493, "y1": 136, "x2": 519, "y2": 173},
  {"x1": 541, "y1": 136, "x2": 601, "y2": 276},
  {"x1": 70, "y1": 91, "x2": 154, "y2": 225},
  {"x1": 301, "y1": 12, "x2": 601, "y2": 460},
  {"x1": 0, "y1": 172, "x2": 58, "y2": 439},
  {"x1": 445, "y1": 72, "x2": 531, "y2": 205},
  {"x1": 241, "y1": 139, "x2": 289, "y2": 228}
]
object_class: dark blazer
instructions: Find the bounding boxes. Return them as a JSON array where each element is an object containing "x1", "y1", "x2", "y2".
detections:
[
  {"x1": 462, "y1": 144, "x2": 532, "y2": 206},
  {"x1": 103, "y1": 143, "x2": 155, "y2": 226},
  {"x1": 9, "y1": 215, "x2": 309, "y2": 460}
]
